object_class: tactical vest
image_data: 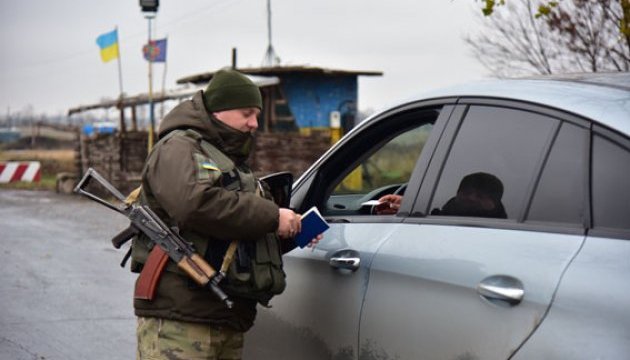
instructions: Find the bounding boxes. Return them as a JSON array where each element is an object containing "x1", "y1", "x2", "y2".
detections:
[{"x1": 131, "y1": 129, "x2": 286, "y2": 306}]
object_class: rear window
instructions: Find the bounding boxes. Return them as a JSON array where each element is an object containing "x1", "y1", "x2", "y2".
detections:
[{"x1": 591, "y1": 134, "x2": 630, "y2": 231}]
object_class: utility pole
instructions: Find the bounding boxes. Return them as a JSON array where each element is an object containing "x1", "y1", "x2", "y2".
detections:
[{"x1": 140, "y1": 0, "x2": 159, "y2": 150}]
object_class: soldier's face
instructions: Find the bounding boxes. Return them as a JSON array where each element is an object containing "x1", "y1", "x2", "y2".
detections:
[{"x1": 213, "y1": 107, "x2": 260, "y2": 133}]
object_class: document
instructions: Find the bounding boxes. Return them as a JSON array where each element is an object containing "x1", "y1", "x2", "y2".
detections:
[
  {"x1": 360, "y1": 200, "x2": 382, "y2": 207},
  {"x1": 295, "y1": 206, "x2": 330, "y2": 248}
]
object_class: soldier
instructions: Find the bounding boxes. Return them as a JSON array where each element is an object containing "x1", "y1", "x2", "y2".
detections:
[{"x1": 132, "y1": 68, "x2": 319, "y2": 359}]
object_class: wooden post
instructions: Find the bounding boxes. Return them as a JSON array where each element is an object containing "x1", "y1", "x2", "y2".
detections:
[
  {"x1": 131, "y1": 105, "x2": 138, "y2": 131},
  {"x1": 118, "y1": 99, "x2": 127, "y2": 134}
]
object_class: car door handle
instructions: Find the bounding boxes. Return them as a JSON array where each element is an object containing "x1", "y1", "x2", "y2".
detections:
[
  {"x1": 329, "y1": 249, "x2": 361, "y2": 271},
  {"x1": 330, "y1": 257, "x2": 360, "y2": 270},
  {"x1": 477, "y1": 275, "x2": 524, "y2": 306}
]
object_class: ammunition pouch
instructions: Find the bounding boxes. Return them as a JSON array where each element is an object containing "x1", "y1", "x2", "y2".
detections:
[{"x1": 220, "y1": 233, "x2": 286, "y2": 305}]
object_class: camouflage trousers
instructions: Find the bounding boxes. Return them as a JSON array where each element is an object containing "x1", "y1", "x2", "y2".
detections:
[{"x1": 137, "y1": 317, "x2": 244, "y2": 360}]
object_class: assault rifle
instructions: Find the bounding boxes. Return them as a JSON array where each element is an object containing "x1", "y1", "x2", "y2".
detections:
[{"x1": 74, "y1": 168, "x2": 233, "y2": 308}]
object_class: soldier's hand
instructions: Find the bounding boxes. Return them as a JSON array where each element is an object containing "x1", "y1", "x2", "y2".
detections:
[{"x1": 278, "y1": 208, "x2": 301, "y2": 239}]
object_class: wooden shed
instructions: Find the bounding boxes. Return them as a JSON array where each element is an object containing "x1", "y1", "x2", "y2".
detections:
[{"x1": 177, "y1": 66, "x2": 383, "y2": 134}]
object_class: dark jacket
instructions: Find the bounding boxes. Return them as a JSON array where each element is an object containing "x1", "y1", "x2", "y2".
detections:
[{"x1": 133, "y1": 91, "x2": 280, "y2": 331}]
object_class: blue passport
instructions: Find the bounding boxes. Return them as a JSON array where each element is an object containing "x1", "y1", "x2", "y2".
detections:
[{"x1": 295, "y1": 206, "x2": 330, "y2": 248}]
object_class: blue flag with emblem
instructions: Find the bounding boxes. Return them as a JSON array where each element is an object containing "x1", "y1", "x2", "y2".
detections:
[{"x1": 143, "y1": 38, "x2": 167, "y2": 62}]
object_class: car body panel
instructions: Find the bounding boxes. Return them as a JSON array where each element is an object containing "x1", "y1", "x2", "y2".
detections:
[
  {"x1": 512, "y1": 236, "x2": 630, "y2": 359},
  {"x1": 360, "y1": 224, "x2": 585, "y2": 360},
  {"x1": 243, "y1": 222, "x2": 404, "y2": 360},
  {"x1": 405, "y1": 76, "x2": 630, "y2": 135}
]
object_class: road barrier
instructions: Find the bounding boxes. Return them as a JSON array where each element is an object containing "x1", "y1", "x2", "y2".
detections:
[{"x1": 0, "y1": 161, "x2": 41, "y2": 183}]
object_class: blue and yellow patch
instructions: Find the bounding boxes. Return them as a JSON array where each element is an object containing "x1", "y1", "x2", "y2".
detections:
[
  {"x1": 194, "y1": 153, "x2": 221, "y2": 182},
  {"x1": 201, "y1": 162, "x2": 220, "y2": 171}
]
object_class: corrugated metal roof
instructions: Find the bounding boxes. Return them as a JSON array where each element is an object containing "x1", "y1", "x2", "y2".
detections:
[
  {"x1": 177, "y1": 65, "x2": 383, "y2": 85},
  {"x1": 68, "y1": 85, "x2": 204, "y2": 115},
  {"x1": 67, "y1": 76, "x2": 280, "y2": 115}
]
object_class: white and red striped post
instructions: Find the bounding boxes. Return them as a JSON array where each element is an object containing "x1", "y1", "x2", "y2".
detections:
[{"x1": 0, "y1": 161, "x2": 42, "y2": 183}]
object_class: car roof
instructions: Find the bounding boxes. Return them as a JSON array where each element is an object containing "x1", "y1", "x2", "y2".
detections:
[{"x1": 399, "y1": 72, "x2": 630, "y2": 136}]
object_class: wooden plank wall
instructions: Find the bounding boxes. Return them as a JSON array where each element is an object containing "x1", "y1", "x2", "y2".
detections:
[{"x1": 78, "y1": 131, "x2": 330, "y2": 194}]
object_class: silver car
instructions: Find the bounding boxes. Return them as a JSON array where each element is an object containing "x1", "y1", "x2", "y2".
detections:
[{"x1": 244, "y1": 73, "x2": 630, "y2": 360}]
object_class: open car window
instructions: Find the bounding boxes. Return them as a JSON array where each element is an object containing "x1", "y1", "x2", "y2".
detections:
[{"x1": 316, "y1": 108, "x2": 440, "y2": 217}]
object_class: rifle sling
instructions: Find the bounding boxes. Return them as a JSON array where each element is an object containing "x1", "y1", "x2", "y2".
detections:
[{"x1": 221, "y1": 240, "x2": 239, "y2": 274}]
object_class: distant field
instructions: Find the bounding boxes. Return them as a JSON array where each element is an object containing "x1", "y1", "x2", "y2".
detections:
[
  {"x1": 0, "y1": 149, "x2": 74, "y2": 161},
  {"x1": 16, "y1": 125, "x2": 77, "y2": 141},
  {"x1": 0, "y1": 149, "x2": 75, "y2": 190}
]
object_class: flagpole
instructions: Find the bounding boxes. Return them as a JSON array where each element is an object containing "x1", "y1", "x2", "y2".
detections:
[
  {"x1": 146, "y1": 15, "x2": 155, "y2": 151},
  {"x1": 160, "y1": 35, "x2": 168, "y2": 120},
  {"x1": 115, "y1": 26, "x2": 124, "y2": 97},
  {"x1": 115, "y1": 26, "x2": 126, "y2": 134}
]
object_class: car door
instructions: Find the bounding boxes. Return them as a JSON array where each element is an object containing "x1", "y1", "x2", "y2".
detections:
[
  {"x1": 359, "y1": 101, "x2": 589, "y2": 359},
  {"x1": 243, "y1": 102, "x2": 454, "y2": 360},
  {"x1": 513, "y1": 125, "x2": 630, "y2": 358}
]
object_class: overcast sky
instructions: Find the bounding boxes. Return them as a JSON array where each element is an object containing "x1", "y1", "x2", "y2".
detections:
[{"x1": 0, "y1": 0, "x2": 488, "y2": 118}]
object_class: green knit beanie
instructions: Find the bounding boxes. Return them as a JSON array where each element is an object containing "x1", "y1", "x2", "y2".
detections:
[{"x1": 203, "y1": 69, "x2": 262, "y2": 112}]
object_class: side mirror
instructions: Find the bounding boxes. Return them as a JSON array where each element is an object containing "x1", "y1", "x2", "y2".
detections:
[{"x1": 260, "y1": 171, "x2": 293, "y2": 208}]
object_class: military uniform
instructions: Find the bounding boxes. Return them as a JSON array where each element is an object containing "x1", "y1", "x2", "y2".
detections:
[
  {"x1": 132, "y1": 70, "x2": 289, "y2": 360},
  {"x1": 137, "y1": 317, "x2": 243, "y2": 360}
]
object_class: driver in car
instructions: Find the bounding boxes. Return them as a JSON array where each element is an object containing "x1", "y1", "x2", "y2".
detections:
[{"x1": 375, "y1": 172, "x2": 507, "y2": 219}]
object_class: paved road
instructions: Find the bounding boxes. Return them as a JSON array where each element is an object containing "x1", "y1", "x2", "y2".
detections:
[{"x1": 0, "y1": 190, "x2": 135, "y2": 360}]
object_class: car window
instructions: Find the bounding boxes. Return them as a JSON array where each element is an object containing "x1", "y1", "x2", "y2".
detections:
[
  {"x1": 319, "y1": 110, "x2": 438, "y2": 217},
  {"x1": 332, "y1": 124, "x2": 432, "y2": 195},
  {"x1": 429, "y1": 106, "x2": 557, "y2": 220},
  {"x1": 592, "y1": 134, "x2": 630, "y2": 231},
  {"x1": 527, "y1": 122, "x2": 587, "y2": 225}
]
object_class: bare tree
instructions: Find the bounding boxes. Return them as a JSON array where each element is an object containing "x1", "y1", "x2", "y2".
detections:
[
  {"x1": 546, "y1": 0, "x2": 630, "y2": 71},
  {"x1": 466, "y1": 0, "x2": 556, "y2": 77},
  {"x1": 467, "y1": 0, "x2": 630, "y2": 76}
]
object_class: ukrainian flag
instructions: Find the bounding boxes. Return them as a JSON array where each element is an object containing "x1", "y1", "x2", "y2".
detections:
[{"x1": 96, "y1": 29, "x2": 119, "y2": 63}]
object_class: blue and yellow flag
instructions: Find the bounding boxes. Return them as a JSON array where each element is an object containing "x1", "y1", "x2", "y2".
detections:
[{"x1": 96, "y1": 29, "x2": 119, "y2": 63}]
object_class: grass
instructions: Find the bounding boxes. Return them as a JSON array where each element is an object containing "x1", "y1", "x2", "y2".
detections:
[{"x1": 0, "y1": 149, "x2": 75, "y2": 191}]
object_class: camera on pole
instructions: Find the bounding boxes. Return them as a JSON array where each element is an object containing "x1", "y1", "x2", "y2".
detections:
[{"x1": 139, "y1": 0, "x2": 159, "y2": 13}]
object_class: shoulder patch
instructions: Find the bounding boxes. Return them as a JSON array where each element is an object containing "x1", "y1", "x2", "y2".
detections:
[
  {"x1": 194, "y1": 153, "x2": 221, "y2": 183},
  {"x1": 201, "y1": 161, "x2": 220, "y2": 171}
]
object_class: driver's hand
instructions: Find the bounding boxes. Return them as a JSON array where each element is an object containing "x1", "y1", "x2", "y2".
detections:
[{"x1": 375, "y1": 194, "x2": 402, "y2": 215}]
